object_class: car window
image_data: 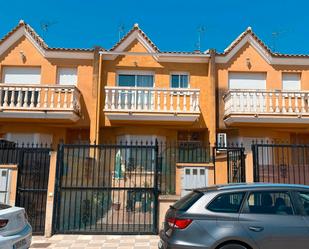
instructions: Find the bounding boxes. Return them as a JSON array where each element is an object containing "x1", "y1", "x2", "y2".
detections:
[
  {"x1": 207, "y1": 192, "x2": 245, "y2": 213},
  {"x1": 172, "y1": 191, "x2": 204, "y2": 211},
  {"x1": 297, "y1": 192, "x2": 309, "y2": 216},
  {"x1": 244, "y1": 191, "x2": 294, "y2": 215}
]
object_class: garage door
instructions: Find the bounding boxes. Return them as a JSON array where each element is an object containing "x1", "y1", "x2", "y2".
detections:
[
  {"x1": 229, "y1": 72, "x2": 266, "y2": 89},
  {"x1": 2, "y1": 67, "x2": 41, "y2": 84}
]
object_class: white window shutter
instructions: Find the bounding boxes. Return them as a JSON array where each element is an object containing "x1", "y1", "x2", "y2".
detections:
[
  {"x1": 3, "y1": 67, "x2": 41, "y2": 84},
  {"x1": 282, "y1": 73, "x2": 301, "y2": 90},
  {"x1": 57, "y1": 68, "x2": 77, "y2": 85}
]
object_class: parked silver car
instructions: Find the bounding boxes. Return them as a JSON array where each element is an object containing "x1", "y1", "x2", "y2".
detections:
[
  {"x1": 0, "y1": 203, "x2": 32, "y2": 249},
  {"x1": 159, "y1": 183, "x2": 309, "y2": 249}
]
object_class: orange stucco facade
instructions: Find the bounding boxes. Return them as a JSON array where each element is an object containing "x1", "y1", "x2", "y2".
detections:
[
  {"x1": 217, "y1": 42, "x2": 309, "y2": 147},
  {"x1": 4, "y1": 21, "x2": 309, "y2": 194},
  {"x1": 100, "y1": 40, "x2": 215, "y2": 145},
  {"x1": 0, "y1": 28, "x2": 96, "y2": 147}
]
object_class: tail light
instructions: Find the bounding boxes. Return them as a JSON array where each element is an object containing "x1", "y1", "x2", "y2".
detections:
[
  {"x1": 0, "y1": 219, "x2": 9, "y2": 229},
  {"x1": 167, "y1": 218, "x2": 192, "y2": 229}
]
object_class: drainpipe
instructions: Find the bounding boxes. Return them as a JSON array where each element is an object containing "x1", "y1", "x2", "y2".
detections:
[
  {"x1": 209, "y1": 49, "x2": 217, "y2": 147},
  {"x1": 95, "y1": 52, "x2": 103, "y2": 144}
]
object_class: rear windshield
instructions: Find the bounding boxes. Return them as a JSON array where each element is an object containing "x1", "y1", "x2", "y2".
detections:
[
  {"x1": 172, "y1": 191, "x2": 204, "y2": 211},
  {"x1": 0, "y1": 203, "x2": 11, "y2": 210}
]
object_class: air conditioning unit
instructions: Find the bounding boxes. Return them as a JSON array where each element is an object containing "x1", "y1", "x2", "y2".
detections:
[{"x1": 217, "y1": 133, "x2": 227, "y2": 148}]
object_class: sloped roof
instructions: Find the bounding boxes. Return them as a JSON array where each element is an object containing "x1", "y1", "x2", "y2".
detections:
[
  {"x1": 110, "y1": 23, "x2": 159, "y2": 52},
  {"x1": 218, "y1": 26, "x2": 309, "y2": 59},
  {"x1": 0, "y1": 20, "x2": 94, "y2": 59},
  {"x1": 109, "y1": 23, "x2": 208, "y2": 55}
]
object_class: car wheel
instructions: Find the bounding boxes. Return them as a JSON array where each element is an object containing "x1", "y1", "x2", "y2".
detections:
[{"x1": 219, "y1": 244, "x2": 248, "y2": 249}]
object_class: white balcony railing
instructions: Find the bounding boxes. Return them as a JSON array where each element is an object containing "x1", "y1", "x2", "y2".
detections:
[
  {"x1": 224, "y1": 89, "x2": 309, "y2": 116},
  {"x1": 104, "y1": 86, "x2": 200, "y2": 113},
  {"x1": 0, "y1": 84, "x2": 81, "y2": 114}
]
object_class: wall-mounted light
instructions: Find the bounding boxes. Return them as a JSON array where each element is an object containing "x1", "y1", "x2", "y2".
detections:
[
  {"x1": 246, "y1": 57, "x2": 251, "y2": 69},
  {"x1": 134, "y1": 61, "x2": 138, "y2": 67},
  {"x1": 19, "y1": 50, "x2": 26, "y2": 63}
]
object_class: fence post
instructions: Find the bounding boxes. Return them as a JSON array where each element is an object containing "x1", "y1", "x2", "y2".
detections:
[
  {"x1": 251, "y1": 144, "x2": 259, "y2": 182},
  {"x1": 44, "y1": 151, "x2": 57, "y2": 237},
  {"x1": 153, "y1": 139, "x2": 159, "y2": 234},
  {"x1": 212, "y1": 147, "x2": 216, "y2": 185}
]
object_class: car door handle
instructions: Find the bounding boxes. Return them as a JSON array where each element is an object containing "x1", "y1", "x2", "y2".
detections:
[{"x1": 248, "y1": 226, "x2": 264, "y2": 232}]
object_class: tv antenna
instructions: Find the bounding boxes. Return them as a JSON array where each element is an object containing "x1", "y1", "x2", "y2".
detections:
[
  {"x1": 40, "y1": 20, "x2": 57, "y2": 39},
  {"x1": 196, "y1": 25, "x2": 206, "y2": 51},
  {"x1": 271, "y1": 30, "x2": 289, "y2": 52},
  {"x1": 118, "y1": 24, "x2": 125, "y2": 41}
]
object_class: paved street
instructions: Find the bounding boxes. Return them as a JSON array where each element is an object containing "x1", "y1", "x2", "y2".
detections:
[{"x1": 30, "y1": 235, "x2": 159, "y2": 249}]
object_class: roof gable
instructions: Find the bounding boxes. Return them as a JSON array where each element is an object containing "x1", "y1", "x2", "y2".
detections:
[
  {"x1": 0, "y1": 20, "x2": 94, "y2": 59},
  {"x1": 216, "y1": 27, "x2": 273, "y2": 64},
  {"x1": 216, "y1": 27, "x2": 309, "y2": 65},
  {"x1": 111, "y1": 23, "x2": 159, "y2": 53},
  {"x1": 107, "y1": 23, "x2": 159, "y2": 60}
]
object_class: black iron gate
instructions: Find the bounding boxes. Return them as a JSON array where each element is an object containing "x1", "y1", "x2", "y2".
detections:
[
  {"x1": 227, "y1": 147, "x2": 246, "y2": 183},
  {"x1": 214, "y1": 146, "x2": 246, "y2": 183},
  {"x1": 0, "y1": 145, "x2": 51, "y2": 235},
  {"x1": 252, "y1": 143, "x2": 309, "y2": 184},
  {"x1": 53, "y1": 142, "x2": 159, "y2": 234}
]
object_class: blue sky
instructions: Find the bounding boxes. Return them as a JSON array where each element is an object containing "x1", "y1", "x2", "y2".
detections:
[{"x1": 1, "y1": 0, "x2": 308, "y2": 54}]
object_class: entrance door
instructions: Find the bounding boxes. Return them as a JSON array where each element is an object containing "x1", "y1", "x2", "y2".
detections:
[{"x1": 181, "y1": 167, "x2": 208, "y2": 196}]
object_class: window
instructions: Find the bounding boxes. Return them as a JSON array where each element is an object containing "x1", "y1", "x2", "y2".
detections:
[
  {"x1": 172, "y1": 191, "x2": 204, "y2": 211},
  {"x1": 244, "y1": 191, "x2": 294, "y2": 215},
  {"x1": 118, "y1": 73, "x2": 154, "y2": 87},
  {"x1": 297, "y1": 192, "x2": 309, "y2": 216},
  {"x1": 57, "y1": 67, "x2": 77, "y2": 85},
  {"x1": 228, "y1": 72, "x2": 266, "y2": 90},
  {"x1": 171, "y1": 73, "x2": 189, "y2": 88},
  {"x1": 2, "y1": 67, "x2": 41, "y2": 84},
  {"x1": 207, "y1": 192, "x2": 245, "y2": 213},
  {"x1": 282, "y1": 73, "x2": 301, "y2": 91}
]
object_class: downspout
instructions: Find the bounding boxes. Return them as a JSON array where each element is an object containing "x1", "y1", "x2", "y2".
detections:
[{"x1": 95, "y1": 52, "x2": 103, "y2": 144}]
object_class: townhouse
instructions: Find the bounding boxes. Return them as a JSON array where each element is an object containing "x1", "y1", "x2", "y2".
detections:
[
  {"x1": 0, "y1": 20, "x2": 97, "y2": 147},
  {"x1": 217, "y1": 27, "x2": 309, "y2": 148}
]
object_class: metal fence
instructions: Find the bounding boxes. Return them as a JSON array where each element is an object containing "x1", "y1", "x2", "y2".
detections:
[
  {"x1": 0, "y1": 143, "x2": 51, "y2": 235},
  {"x1": 214, "y1": 145, "x2": 246, "y2": 183},
  {"x1": 53, "y1": 142, "x2": 160, "y2": 234},
  {"x1": 252, "y1": 142, "x2": 309, "y2": 185}
]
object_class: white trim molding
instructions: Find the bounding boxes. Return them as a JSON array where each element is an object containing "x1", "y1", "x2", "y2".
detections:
[
  {"x1": 0, "y1": 25, "x2": 93, "y2": 60},
  {"x1": 216, "y1": 32, "x2": 309, "y2": 66}
]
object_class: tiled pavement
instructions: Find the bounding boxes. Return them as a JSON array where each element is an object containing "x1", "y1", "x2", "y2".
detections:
[{"x1": 30, "y1": 235, "x2": 159, "y2": 249}]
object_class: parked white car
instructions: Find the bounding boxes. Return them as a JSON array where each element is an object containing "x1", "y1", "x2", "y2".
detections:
[{"x1": 0, "y1": 203, "x2": 32, "y2": 249}]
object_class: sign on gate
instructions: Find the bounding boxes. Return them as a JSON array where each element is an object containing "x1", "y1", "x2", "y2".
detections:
[
  {"x1": 0, "y1": 169, "x2": 11, "y2": 204},
  {"x1": 54, "y1": 142, "x2": 159, "y2": 235}
]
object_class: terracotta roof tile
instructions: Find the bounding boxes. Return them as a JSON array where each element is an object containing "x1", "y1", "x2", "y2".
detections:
[
  {"x1": 0, "y1": 20, "x2": 94, "y2": 52},
  {"x1": 217, "y1": 26, "x2": 309, "y2": 58},
  {"x1": 110, "y1": 23, "x2": 159, "y2": 52}
]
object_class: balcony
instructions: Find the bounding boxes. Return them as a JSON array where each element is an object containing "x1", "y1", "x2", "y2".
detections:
[
  {"x1": 0, "y1": 84, "x2": 81, "y2": 122},
  {"x1": 224, "y1": 89, "x2": 309, "y2": 125},
  {"x1": 104, "y1": 86, "x2": 200, "y2": 122}
]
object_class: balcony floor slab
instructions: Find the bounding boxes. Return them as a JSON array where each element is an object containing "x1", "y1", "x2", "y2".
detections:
[
  {"x1": 0, "y1": 110, "x2": 80, "y2": 122},
  {"x1": 105, "y1": 112, "x2": 200, "y2": 122}
]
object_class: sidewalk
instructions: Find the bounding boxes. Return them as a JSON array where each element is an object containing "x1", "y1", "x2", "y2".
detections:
[{"x1": 30, "y1": 235, "x2": 159, "y2": 249}]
